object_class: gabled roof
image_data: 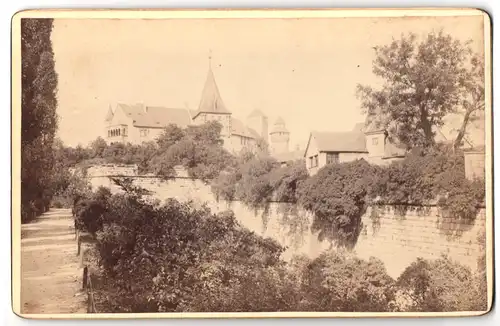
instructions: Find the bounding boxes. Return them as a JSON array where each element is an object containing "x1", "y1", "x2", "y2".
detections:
[
  {"x1": 232, "y1": 117, "x2": 260, "y2": 139},
  {"x1": 306, "y1": 130, "x2": 368, "y2": 155},
  {"x1": 193, "y1": 67, "x2": 231, "y2": 118},
  {"x1": 116, "y1": 103, "x2": 194, "y2": 128}
]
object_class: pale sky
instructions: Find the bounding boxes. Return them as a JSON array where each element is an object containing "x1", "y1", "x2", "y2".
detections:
[{"x1": 52, "y1": 15, "x2": 485, "y2": 148}]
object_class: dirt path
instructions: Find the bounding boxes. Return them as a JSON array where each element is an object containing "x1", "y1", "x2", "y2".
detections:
[{"x1": 21, "y1": 208, "x2": 87, "y2": 314}]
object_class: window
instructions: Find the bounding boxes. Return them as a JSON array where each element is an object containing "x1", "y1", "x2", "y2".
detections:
[
  {"x1": 326, "y1": 153, "x2": 339, "y2": 164},
  {"x1": 108, "y1": 130, "x2": 111, "y2": 137},
  {"x1": 123, "y1": 127, "x2": 128, "y2": 137},
  {"x1": 372, "y1": 137, "x2": 379, "y2": 145},
  {"x1": 309, "y1": 155, "x2": 319, "y2": 168},
  {"x1": 140, "y1": 129, "x2": 149, "y2": 137}
]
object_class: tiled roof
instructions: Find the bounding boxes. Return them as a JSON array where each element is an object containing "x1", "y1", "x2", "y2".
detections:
[
  {"x1": 117, "y1": 103, "x2": 194, "y2": 128},
  {"x1": 231, "y1": 117, "x2": 260, "y2": 138},
  {"x1": 310, "y1": 130, "x2": 368, "y2": 153},
  {"x1": 193, "y1": 67, "x2": 231, "y2": 118}
]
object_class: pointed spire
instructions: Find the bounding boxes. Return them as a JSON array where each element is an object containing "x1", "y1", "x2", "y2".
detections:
[
  {"x1": 193, "y1": 52, "x2": 231, "y2": 118},
  {"x1": 105, "y1": 104, "x2": 114, "y2": 122}
]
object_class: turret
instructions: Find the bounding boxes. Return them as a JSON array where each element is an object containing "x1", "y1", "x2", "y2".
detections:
[{"x1": 270, "y1": 117, "x2": 290, "y2": 154}]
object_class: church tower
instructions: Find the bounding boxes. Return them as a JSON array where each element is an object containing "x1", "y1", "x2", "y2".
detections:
[
  {"x1": 246, "y1": 109, "x2": 269, "y2": 144},
  {"x1": 270, "y1": 117, "x2": 290, "y2": 154},
  {"x1": 192, "y1": 51, "x2": 232, "y2": 138}
]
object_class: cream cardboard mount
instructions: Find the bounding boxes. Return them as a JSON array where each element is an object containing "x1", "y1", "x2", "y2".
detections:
[{"x1": 11, "y1": 8, "x2": 493, "y2": 319}]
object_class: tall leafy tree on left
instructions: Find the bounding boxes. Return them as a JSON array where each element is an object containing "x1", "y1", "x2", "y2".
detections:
[{"x1": 21, "y1": 19, "x2": 59, "y2": 222}]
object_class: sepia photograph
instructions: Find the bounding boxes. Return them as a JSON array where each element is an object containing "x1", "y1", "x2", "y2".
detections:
[{"x1": 11, "y1": 9, "x2": 492, "y2": 319}]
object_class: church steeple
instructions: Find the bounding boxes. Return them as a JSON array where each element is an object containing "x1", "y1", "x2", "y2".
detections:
[
  {"x1": 105, "y1": 104, "x2": 114, "y2": 122},
  {"x1": 193, "y1": 51, "x2": 231, "y2": 119}
]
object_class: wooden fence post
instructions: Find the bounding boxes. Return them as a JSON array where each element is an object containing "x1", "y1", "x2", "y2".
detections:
[
  {"x1": 82, "y1": 266, "x2": 88, "y2": 290},
  {"x1": 77, "y1": 237, "x2": 81, "y2": 256}
]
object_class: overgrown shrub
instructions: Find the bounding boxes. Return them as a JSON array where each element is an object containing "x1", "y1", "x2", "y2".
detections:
[
  {"x1": 268, "y1": 160, "x2": 309, "y2": 203},
  {"x1": 82, "y1": 182, "x2": 487, "y2": 313},
  {"x1": 369, "y1": 147, "x2": 485, "y2": 219},
  {"x1": 299, "y1": 250, "x2": 396, "y2": 312},
  {"x1": 73, "y1": 186, "x2": 112, "y2": 234},
  {"x1": 89, "y1": 185, "x2": 292, "y2": 312},
  {"x1": 297, "y1": 159, "x2": 381, "y2": 247},
  {"x1": 396, "y1": 256, "x2": 486, "y2": 312}
]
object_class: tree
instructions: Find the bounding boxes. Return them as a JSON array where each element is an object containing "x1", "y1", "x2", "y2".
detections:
[
  {"x1": 357, "y1": 31, "x2": 484, "y2": 149},
  {"x1": 21, "y1": 18, "x2": 59, "y2": 222},
  {"x1": 452, "y1": 54, "x2": 485, "y2": 150},
  {"x1": 299, "y1": 250, "x2": 396, "y2": 312},
  {"x1": 89, "y1": 137, "x2": 108, "y2": 158},
  {"x1": 396, "y1": 256, "x2": 480, "y2": 312},
  {"x1": 149, "y1": 121, "x2": 234, "y2": 181}
]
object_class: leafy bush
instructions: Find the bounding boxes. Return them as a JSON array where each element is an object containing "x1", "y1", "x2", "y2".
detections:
[
  {"x1": 370, "y1": 147, "x2": 485, "y2": 220},
  {"x1": 297, "y1": 159, "x2": 381, "y2": 247},
  {"x1": 89, "y1": 185, "x2": 291, "y2": 312},
  {"x1": 298, "y1": 250, "x2": 396, "y2": 312},
  {"x1": 396, "y1": 256, "x2": 486, "y2": 312},
  {"x1": 81, "y1": 182, "x2": 487, "y2": 313},
  {"x1": 73, "y1": 186, "x2": 112, "y2": 234},
  {"x1": 268, "y1": 160, "x2": 309, "y2": 203}
]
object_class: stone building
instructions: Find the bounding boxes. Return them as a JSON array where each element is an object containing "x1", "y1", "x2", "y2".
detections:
[
  {"x1": 303, "y1": 123, "x2": 406, "y2": 176},
  {"x1": 104, "y1": 59, "x2": 267, "y2": 154}
]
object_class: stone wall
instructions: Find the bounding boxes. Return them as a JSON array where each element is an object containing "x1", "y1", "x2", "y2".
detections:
[{"x1": 87, "y1": 167, "x2": 486, "y2": 278}]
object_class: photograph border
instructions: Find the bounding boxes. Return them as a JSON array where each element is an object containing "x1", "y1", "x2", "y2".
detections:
[{"x1": 10, "y1": 8, "x2": 494, "y2": 319}]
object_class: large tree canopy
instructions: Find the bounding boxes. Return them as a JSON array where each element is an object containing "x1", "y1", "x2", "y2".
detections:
[
  {"x1": 21, "y1": 18, "x2": 59, "y2": 222},
  {"x1": 356, "y1": 31, "x2": 484, "y2": 150}
]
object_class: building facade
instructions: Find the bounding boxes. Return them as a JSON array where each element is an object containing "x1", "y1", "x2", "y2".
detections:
[
  {"x1": 104, "y1": 62, "x2": 268, "y2": 154},
  {"x1": 303, "y1": 123, "x2": 406, "y2": 176}
]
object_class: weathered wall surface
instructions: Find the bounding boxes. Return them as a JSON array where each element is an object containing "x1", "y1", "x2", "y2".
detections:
[
  {"x1": 355, "y1": 205, "x2": 485, "y2": 278},
  {"x1": 87, "y1": 167, "x2": 486, "y2": 278}
]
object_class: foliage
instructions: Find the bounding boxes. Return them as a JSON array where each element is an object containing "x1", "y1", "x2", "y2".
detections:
[
  {"x1": 62, "y1": 121, "x2": 234, "y2": 182},
  {"x1": 81, "y1": 182, "x2": 487, "y2": 313},
  {"x1": 297, "y1": 159, "x2": 381, "y2": 247},
  {"x1": 369, "y1": 146, "x2": 485, "y2": 220},
  {"x1": 268, "y1": 160, "x2": 309, "y2": 203},
  {"x1": 396, "y1": 256, "x2": 486, "y2": 312},
  {"x1": 298, "y1": 250, "x2": 396, "y2": 312},
  {"x1": 21, "y1": 18, "x2": 58, "y2": 222},
  {"x1": 234, "y1": 155, "x2": 277, "y2": 208},
  {"x1": 73, "y1": 186, "x2": 112, "y2": 234},
  {"x1": 89, "y1": 186, "x2": 290, "y2": 312},
  {"x1": 356, "y1": 31, "x2": 484, "y2": 149}
]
